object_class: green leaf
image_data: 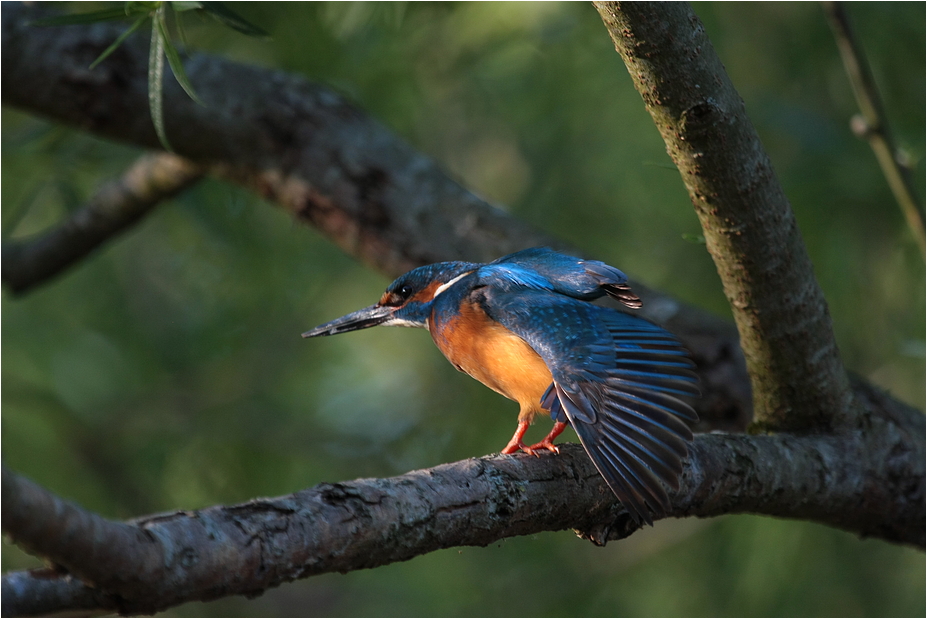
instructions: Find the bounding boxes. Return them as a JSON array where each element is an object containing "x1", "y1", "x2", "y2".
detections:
[
  {"x1": 89, "y1": 15, "x2": 149, "y2": 70},
  {"x1": 147, "y1": 16, "x2": 172, "y2": 152},
  {"x1": 200, "y1": 2, "x2": 269, "y2": 38},
  {"x1": 156, "y1": 10, "x2": 202, "y2": 104},
  {"x1": 31, "y1": 7, "x2": 132, "y2": 26}
]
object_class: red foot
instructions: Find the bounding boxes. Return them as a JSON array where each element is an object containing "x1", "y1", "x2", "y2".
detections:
[
  {"x1": 501, "y1": 421, "x2": 567, "y2": 456},
  {"x1": 501, "y1": 421, "x2": 529, "y2": 454}
]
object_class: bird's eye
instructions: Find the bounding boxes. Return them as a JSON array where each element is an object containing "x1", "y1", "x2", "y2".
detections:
[{"x1": 380, "y1": 284, "x2": 415, "y2": 307}]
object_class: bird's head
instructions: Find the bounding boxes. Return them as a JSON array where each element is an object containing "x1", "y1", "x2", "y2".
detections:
[{"x1": 301, "y1": 261, "x2": 478, "y2": 338}]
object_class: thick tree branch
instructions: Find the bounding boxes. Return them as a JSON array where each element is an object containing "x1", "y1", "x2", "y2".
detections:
[
  {"x1": 594, "y1": 2, "x2": 856, "y2": 432},
  {"x1": 3, "y1": 396, "x2": 923, "y2": 617},
  {"x1": 822, "y1": 1, "x2": 925, "y2": 258},
  {"x1": 1, "y1": 153, "x2": 204, "y2": 293}
]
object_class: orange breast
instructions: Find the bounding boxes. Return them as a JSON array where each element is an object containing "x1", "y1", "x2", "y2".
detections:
[{"x1": 431, "y1": 301, "x2": 552, "y2": 422}]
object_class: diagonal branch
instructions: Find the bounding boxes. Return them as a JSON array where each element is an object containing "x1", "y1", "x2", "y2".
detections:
[
  {"x1": 1, "y1": 152, "x2": 204, "y2": 294},
  {"x1": 594, "y1": 2, "x2": 855, "y2": 432},
  {"x1": 2, "y1": 397, "x2": 923, "y2": 617},
  {"x1": 822, "y1": 1, "x2": 925, "y2": 258}
]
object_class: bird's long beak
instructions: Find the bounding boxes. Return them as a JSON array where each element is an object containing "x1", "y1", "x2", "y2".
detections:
[{"x1": 301, "y1": 304, "x2": 395, "y2": 338}]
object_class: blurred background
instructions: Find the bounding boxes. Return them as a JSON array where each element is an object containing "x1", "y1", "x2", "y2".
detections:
[{"x1": 2, "y1": 2, "x2": 924, "y2": 616}]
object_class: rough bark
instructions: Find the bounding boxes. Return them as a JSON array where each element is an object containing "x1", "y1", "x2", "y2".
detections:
[
  {"x1": 595, "y1": 2, "x2": 856, "y2": 432},
  {"x1": 3, "y1": 402, "x2": 923, "y2": 617}
]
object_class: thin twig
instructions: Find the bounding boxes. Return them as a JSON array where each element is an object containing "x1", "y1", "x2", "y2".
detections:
[{"x1": 822, "y1": 1, "x2": 926, "y2": 258}]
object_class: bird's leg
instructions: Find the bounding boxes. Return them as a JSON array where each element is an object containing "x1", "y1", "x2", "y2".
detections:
[
  {"x1": 501, "y1": 420, "x2": 530, "y2": 455},
  {"x1": 524, "y1": 421, "x2": 567, "y2": 455},
  {"x1": 501, "y1": 420, "x2": 567, "y2": 456}
]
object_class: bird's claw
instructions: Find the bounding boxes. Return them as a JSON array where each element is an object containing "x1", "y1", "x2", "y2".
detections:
[
  {"x1": 525, "y1": 440, "x2": 560, "y2": 455},
  {"x1": 501, "y1": 440, "x2": 559, "y2": 456}
]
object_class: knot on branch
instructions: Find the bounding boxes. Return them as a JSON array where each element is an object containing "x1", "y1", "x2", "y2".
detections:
[
  {"x1": 680, "y1": 99, "x2": 725, "y2": 136},
  {"x1": 574, "y1": 513, "x2": 639, "y2": 546},
  {"x1": 850, "y1": 113, "x2": 881, "y2": 139}
]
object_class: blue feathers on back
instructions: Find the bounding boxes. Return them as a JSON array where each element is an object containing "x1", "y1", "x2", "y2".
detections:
[{"x1": 489, "y1": 247, "x2": 643, "y2": 308}]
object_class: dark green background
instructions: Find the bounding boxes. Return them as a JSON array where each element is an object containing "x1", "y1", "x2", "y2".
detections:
[{"x1": 2, "y1": 2, "x2": 924, "y2": 616}]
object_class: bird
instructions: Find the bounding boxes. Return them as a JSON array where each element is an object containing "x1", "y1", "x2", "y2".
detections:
[{"x1": 302, "y1": 248, "x2": 699, "y2": 525}]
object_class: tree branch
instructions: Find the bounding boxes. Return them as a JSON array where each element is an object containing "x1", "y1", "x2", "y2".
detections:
[
  {"x1": 3, "y1": 397, "x2": 923, "y2": 617},
  {"x1": 821, "y1": 1, "x2": 925, "y2": 258},
  {"x1": 1, "y1": 152, "x2": 204, "y2": 294},
  {"x1": 594, "y1": 2, "x2": 856, "y2": 432}
]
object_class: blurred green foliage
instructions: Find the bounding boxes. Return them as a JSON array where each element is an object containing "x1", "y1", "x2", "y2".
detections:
[{"x1": 2, "y1": 2, "x2": 924, "y2": 616}]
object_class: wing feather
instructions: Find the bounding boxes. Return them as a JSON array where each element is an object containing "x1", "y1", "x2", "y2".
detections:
[{"x1": 483, "y1": 288, "x2": 699, "y2": 525}]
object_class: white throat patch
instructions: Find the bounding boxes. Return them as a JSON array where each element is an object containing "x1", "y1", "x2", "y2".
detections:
[{"x1": 384, "y1": 317, "x2": 425, "y2": 329}]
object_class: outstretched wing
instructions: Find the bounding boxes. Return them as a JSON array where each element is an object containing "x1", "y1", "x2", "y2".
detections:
[
  {"x1": 488, "y1": 247, "x2": 642, "y2": 308},
  {"x1": 481, "y1": 288, "x2": 699, "y2": 525}
]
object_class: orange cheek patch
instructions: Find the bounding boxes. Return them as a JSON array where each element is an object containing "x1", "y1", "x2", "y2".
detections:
[{"x1": 410, "y1": 281, "x2": 442, "y2": 304}]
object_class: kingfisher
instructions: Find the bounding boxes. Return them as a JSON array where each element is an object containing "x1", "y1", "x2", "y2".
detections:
[{"x1": 303, "y1": 248, "x2": 698, "y2": 525}]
